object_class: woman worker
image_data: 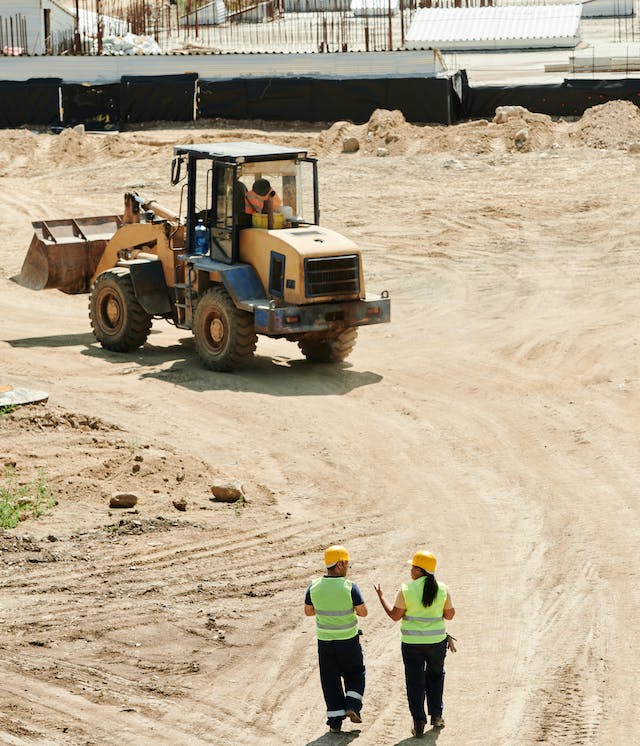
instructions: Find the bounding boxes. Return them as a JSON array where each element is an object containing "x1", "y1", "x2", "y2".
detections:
[{"x1": 374, "y1": 550, "x2": 455, "y2": 738}]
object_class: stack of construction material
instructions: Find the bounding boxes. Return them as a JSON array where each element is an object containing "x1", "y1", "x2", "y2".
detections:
[{"x1": 100, "y1": 33, "x2": 162, "y2": 55}]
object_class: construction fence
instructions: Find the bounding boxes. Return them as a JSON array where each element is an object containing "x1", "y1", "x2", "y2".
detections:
[
  {"x1": 0, "y1": 73, "x2": 462, "y2": 127},
  {"x1": 2, "y1": 73, "x2": 640, "y2": 129}
]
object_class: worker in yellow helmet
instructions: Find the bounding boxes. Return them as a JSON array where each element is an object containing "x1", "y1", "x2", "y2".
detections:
[
  {"x1": 374, "y1": 550, "x2": 455, "y2": 738},
  {"x1": 305, "y1": 544, "x2": 368, "y2": 734}
]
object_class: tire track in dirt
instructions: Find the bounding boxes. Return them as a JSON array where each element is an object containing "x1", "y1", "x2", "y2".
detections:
[
  {"x1": 0, "y1": 667, "x2": 206, "y2": 744},
  {"x1": 0, "y1": 509, "x2": 389, "y2": 745},
  {"x1": 0, "y1": 514, "x2": 374, "y2": 597}
]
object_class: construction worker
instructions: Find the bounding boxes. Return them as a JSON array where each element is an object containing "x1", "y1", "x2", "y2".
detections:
[
  {"x1": 374, "y1": 550, "x2": 455, "y2": 738},
  {"x1": 305, "y1": 545, "x2": 368, "y2": 734},
  {"x1": 244, "y1": 178, "x2": 282, "y2": 215}
]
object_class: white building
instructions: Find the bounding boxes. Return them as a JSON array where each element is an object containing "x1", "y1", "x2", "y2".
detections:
[
  {"x1": 0, "y1": 0, "x2": 74, "y2": 55},
  {"x1": 179, "y1": 0, "x2": 228, "y2": 26}
]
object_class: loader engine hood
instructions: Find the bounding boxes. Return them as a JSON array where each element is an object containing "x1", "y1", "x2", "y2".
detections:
[{"x1": 238, "y1": 225, "x2": 365, "y2": 306}]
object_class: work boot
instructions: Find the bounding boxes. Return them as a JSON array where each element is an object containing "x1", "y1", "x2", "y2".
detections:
[
  {"x1": 329, "y1": 725, "x2": 342, "y2": 733},
  {"x1": 345, "y1": 709, "x2": 362, "y2": 723},
  {"x1": 411, "y1": 719, "x2": 426, "y2": 738},
  {"x1": 431, "y1": 715, "x2": 445, "y2": 728}
]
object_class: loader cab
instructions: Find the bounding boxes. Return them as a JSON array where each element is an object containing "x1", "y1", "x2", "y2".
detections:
[{"x1": 171, "y1": 142, "x2": 319, "y2": 265}]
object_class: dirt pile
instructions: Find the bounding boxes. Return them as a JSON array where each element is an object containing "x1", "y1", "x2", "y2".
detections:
[
  {"x1": 318, "y1": 100, "x2": 640, "y2": 157},
  {"x1": 2, "y1": 99, "x2": 640, "y2": 176},
  {"x1": 0, "y1": 130, "x2": 40, "y2": 176},
  {"x1": 567, "y1": 99, "x2": 640, "y2": 150},
  {"x1": 318, "y1": 109, "x2": 417, "y2": 156},
  {"x1": 47, "y1": 126, "x2": 97, "y2": 165},
  {"x1": 0, "y1": 404, "x2": 260, "y2": 540}
]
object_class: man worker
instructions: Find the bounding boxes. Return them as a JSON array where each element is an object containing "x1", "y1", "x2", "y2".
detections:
[
  {"x1": 304, "y1": 545, "x2": 368, "y2": 734},
  {"x1": 244, "y1": 178, "x2": 282, "y2": 215}
]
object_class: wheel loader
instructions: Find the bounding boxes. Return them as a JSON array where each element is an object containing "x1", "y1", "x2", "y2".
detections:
[{"x1": 15, "y1": 141, "x2": 390, "y2": 371}]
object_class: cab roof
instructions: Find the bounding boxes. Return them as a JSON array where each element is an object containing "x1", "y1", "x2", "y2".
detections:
[{"x1": 173, "y1": 141, "x2": 309, "y2": 163}]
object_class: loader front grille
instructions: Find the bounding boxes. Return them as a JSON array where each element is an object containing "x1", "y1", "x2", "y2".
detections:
[{"x1": 304, "y1": 255, "x2": 360, "y2": 298}]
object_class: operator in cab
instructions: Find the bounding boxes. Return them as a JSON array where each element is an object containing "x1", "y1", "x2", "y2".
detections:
[{"x1": 245, "y1": 178, "x2": 282, "y2": 215}]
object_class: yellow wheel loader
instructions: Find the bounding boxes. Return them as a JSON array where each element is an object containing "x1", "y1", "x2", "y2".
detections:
[{"x1": 15, "y1": 142, "x2": 390, "y2": 371}]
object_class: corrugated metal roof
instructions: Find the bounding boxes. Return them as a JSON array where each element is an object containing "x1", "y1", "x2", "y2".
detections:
[{"x1": 406, "y1": 5, "x2": 582, "y2": 51}]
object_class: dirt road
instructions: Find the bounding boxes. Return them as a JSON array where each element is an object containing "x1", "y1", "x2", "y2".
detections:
[{"x1": 1, "y1": 107, "x2": 639, "y2": 744}]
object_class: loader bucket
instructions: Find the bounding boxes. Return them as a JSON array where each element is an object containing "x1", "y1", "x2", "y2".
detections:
[{"x1": 14, "y1": 215, "x2": 122, "y2": 294}]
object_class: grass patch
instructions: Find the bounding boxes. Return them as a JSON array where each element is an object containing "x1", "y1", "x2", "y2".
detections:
[
  {"x1": 125, "y1": 439, "x2": 140, "y2": 454},
  {"x1": 0, "y1": 404, "x2": 16, "y2": 416},
  {"x1": 0, "y1": 466, "x2": 58, "y2": 529},
  {"x1": 234, "y1": 494, "x2": 246, "y2": 517}
]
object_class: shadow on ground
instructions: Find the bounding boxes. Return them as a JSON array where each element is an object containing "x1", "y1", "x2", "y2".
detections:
[
  {"x1": 305, "y1": 729, "x2": 361, "y2": 745},
  {"x1": 6, "y1": 332, "x2": 384, "y2": 396}
]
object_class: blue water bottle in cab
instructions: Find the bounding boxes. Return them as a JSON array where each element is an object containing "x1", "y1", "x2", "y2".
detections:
[{"x1": 194, "y1": 219, "x2": 209, "y2": 255}]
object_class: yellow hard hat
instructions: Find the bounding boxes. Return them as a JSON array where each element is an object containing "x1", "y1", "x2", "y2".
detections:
[
  {"x1": 408, "y1": 550, "x2": 437, "y2": 574},
  {"x1": 325, "y1": 545, "x2": 350, "y2": 567}
]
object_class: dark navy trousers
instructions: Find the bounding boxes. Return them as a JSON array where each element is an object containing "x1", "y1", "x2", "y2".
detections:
[
  {"x1": 317, "y1": 635, "x2": 365, "y2": 729},
  {"x1": 401, "y1": 639, "x2": 447, "y2": 722}
]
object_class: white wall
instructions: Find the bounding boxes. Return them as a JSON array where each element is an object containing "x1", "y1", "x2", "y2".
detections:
[{"x1": 0, "y1": 49, "x2": 443, "y2": 83}]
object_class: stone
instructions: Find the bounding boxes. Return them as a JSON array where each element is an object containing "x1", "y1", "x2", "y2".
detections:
[
  {"x1": 342, "y1": 137, "x2": 360, "y2": 153},
  {"x1": 210, "y1": 483, "x2": 243, "y2": 502},
  {"x1": 109, "y1": 493, "x2": 138, "y2": 509},
  {"x1": 514, "y1": 128, "x2": 530, "y2": 149},
  {"x1": 494, "y1": 105, "x2": 529, "y2": 124}
]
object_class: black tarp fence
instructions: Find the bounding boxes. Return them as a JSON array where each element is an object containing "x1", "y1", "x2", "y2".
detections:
[
  {"x1": 199, "y1": 75, "x2": 461, "y2": 124},
  {"x1": 4, "y1": 73, "x2": 640, "y2": 129},
  {"x1": 462, "y1": 74, "x2": 640, "y2": 119},
  {"x1": 0, "y1": 78, "x2": 62, "y2": 128},
  {"x1": 62, "y1": 83, "x2": 121, "y2": 129},
  {"x1": 120, "y1": 73, "x2": 198, "y2": 124}
]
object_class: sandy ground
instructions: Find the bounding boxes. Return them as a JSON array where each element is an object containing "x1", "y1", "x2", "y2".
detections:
[{"x1": 1, "y1": 103, "x2": 639, "y2": 745}]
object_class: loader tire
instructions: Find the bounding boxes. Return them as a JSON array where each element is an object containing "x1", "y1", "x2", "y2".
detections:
[
  {"x1": 89, "y1": 268, "x2": 152, "y2": 352},
  {"x1": 298, "y1": 328, "x2": 358, "y2": 363},
  {"x1": 193, "y1": 286, "x2": 257, "y2": 372}
]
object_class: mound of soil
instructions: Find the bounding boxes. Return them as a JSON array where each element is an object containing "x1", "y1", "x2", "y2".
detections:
[{"x1": 568, "y1": 99, "x2": 640, "y2": 150}]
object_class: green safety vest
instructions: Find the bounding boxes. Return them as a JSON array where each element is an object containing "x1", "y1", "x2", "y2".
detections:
[
  {"x1": 400, "y1": 577, "x2": 447, "y2": 644},
  {"x1": 309, "y1": 576, "x2": 358, "y2": 642}
]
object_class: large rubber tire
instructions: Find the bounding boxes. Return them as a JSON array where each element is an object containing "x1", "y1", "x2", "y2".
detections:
[
  {"x1": 89, "y1": 268, "x2": 152, "y2": 352},
  {"x1": 298, "y1": 328, "x2": 358, "y2": 363},
  {"x1": 193, "y1": 286, "x2": 257, "y2": 372}
]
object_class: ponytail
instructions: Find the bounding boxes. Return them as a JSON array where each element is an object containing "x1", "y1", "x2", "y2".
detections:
[{"x1": 420, "y1": 571, "x2": 439, "y2": 607}]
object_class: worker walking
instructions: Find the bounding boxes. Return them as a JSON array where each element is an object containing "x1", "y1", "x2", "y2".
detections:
[
  {"x1": 305, "y1": 545, "x2": 368, "y2": 734},
  {"x1": 374, "y1": 550, "x2": 455, "y2": 738}
]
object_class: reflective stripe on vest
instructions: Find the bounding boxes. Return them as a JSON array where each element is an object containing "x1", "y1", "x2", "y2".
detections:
[
  {"x1": 245, "y1": 191, "x2": 265, "y2": 214},
  {"x1": 245, "y1": 190, "x2": 282, "y2": 215},
  {"x1": 309, "y1": 576, "x2": 358, "y2": 641},
  {"x1": 400, "y1": 578, "x2": 447, "y2": 644}
]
